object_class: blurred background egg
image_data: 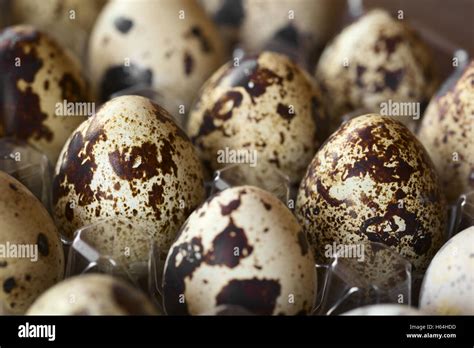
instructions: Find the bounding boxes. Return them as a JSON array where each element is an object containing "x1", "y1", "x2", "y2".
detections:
[
  {"x1": 342, "y1": 304, "x2": 422, "y2": 315},
  {"x1": 27, "y1": 273, "x2": 160, "y2": 315},
  {"x1": 200, "y1": 0, "x2": 345, "y2": 68},
  {"x1": 417, "y1": 60, "x2": 474, "y2": 203},
  {"x1": 0, "y1": 171, "x2": 64, "y2": 314},
  {"x1": 9, "y1": 0, "x2": 107, "y2": 60},
  {"x1": 187, "y1": 51, "x2": 327, "y2": 192},
  {"x1": 316, "y1": 9, "x2": 438, "y2": 131},
  {"x1": 419, "y1": 226, "x2": 474, "y2": 315},
  {"x1": 88, "y1": 0, "x2": 225, "y2": 113},
  {"x1": 52, "y1": 95, "x2": 205, "y2": 259},
  {"x1": 163, "y1": 186, "x2": 316, "y2": 315},
  {"x1": 0, "y1": 25, "x2": 91, "y2": 164},
  {"x1": 296, "y1": 114, "x2": 446, "y2": 273}
]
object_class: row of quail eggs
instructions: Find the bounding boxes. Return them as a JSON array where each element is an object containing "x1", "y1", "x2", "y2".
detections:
[{"x1": 0, "y1": 0, "x2": 472, "y2": 316}]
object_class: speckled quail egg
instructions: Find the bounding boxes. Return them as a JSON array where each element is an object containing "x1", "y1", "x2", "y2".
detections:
[
  {"x1": 187, "y1": 51, "x2": 327, "y2": 191},
  {"x1": 419, "y1": 226, "x2": 474, "y2": 315},
  {"x1": 342, "y1": 304, "x2": 422, "y2": 315},
  {"x1": 239, "y1": 0, "x2": 345, "y2": 67},
  {"x1": 88, "y1": 0, "x2": 225, "y2": 111},
  {"x1": 0, "y1": 171, "x2": 64, "y2": 314},
  {"x1": 296, "y1": 114, "x2": 447, "y2": 274},
  {"x1": 10, "y1": 0, "x2": 107, "y2": 58},
  {"x1": 52, "y1": 95, "x2": 205, "y2": 259},
  {"x1": 316, "y1": 9, "x2": 438, "y2": 131},
  {"x1": 27, "y1": 273, "x2": 160, "y2": 315},
  {"x1": 418, "y1": 60, "x2": 474, "y2": 203},
  {"x1": 163, "y1": 185, "x2": 316, "y2": 315},
  {"x1": 0, "y1": 25, "x2": 91, "y2": 163}
]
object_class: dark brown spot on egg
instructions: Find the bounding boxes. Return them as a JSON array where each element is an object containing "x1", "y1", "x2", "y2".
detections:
[
  {"x1": 261, "y1": 200, "x2": 272, "y2": 211},
  {"x1": 43, "y1": 80, "x2": 49, "y2": 91},
  {"x1": 109, "y1": 142, "x2": 162, "y2": 181},
  {"x1": 0, "y1": 261, "x2": 7, "y2": 268},
  {"x1": 184, "y1": 51, "x2": 194, "y2": 76},
  {"x1": 114, "y1": 17, "x2": 134, "y2": 34},
  {"x1": 37, "y1": 233, "x2": 49, "y2": 256},
  {"x1": 220, "y1": 198, "x2": 241, "y2": 215},
  {"x1": 8, "y1": 183, "x2": 18, "y2": 191},
  {"x1": 52, "y1": 124, "x2": 108, "y2": 207},
  {"x1": 58, "y1": 73, "x2": 84, "y2": 103},
  {"x1": 163, "y1": 236, "x2": 205, "y2": 315},
  {"x1": 276, "y1": 103, "x2": 295, "y2": 121},
  {"x1": 377, "y1": 67, "x2": 405, "y2": 92},
  {"x1": 3, "y1": 277, "x2": 16, "y2": 293},
  {"x1": 147, "y1": 183, "x2": 164, "y2": 220},
  {"x1": 274, "y1": 24, "x2": 299, "y2": 46},
  {"x1": 204, "y1": 218, "x2": 253, "y2": 268},
  {"x1": 213, "y1": 0, "x2": 244, "y2": 26},
  {"x1": 194, "y1": 91, "x2": 243, "y2": 139},
  {"x1": 100, "y1": 64, "x2": 153, "y2": 102},
  {"x1": 187, "y1": 26, "x2": 213, "y2": 53},
  {"x1": 215, "y1": 278, "x2": 281, "y2": 315}
]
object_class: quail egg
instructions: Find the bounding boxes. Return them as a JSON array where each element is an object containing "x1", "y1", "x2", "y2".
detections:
[
  {"x1": 52, "y1": 95, "x2": 205, "y2": 259},
  {"x1": 239, "y1": 0, "x2": 345, "y2": 67},
  {"x1": 163, "y1": 185, "x2": 317, "y2": 315},
  {"x1": 0, "y1": 171, "x2": 64, "y2": 314},
  {"x1": 10, "y1": 0, "x2": 107, "y2": 58},
  {"x1": 88, "y1": 0, "x2": 225, "y2": 110},
  {"x1": 187, "y1": 51, "x2": 327, "y2": 191},
  {"x1": 0, "y1": 25, "x2": 91, "y2": 163},
  {"x1": 342, "y1": 304, "x2": 422, "y2": 315},
  {"x1": 417, "y1": 60, "x2": 474, "y2": 203},
  {"x1": 316, "y1": 9, "x2": 438, "y2": 131},
  {"x1": 296, "y1": 114, "x2": 446, "y2": 273},
  {"x1": 27, "y1": 273, "x2": 160, "y2": 315},
  {"x1": 419, "y1": 226, "x2": 474, "y2": 315}
]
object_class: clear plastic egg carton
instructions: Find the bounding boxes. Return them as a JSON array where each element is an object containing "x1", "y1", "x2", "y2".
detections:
[{"x1": 0, "y1": 0, "x2": 472, "y2": 317}]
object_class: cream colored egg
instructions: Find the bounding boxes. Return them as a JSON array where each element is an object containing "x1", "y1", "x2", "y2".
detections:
[
  {"x1": 88, "y1": 0, "x2": 225, "y2": 110},
  {"x1": 27, "y1": 273, "x2": 160, "y2": 315},
  {"x1": 316, "y1": 9, "x2": 438, "y2": 131},
  {"x1": 0, "y1": 25, "x2": 90, "y2": 164},
  {"x1": 10, "y1": 0, "x2": 107, "y2": 58},
  {"x1": 0, "y1": 171, "x2": 64, "y2": 314},
  {"x1": 163, "y1": 185, "x2": 317, "y2": 315},
  {"x1": 239, "y1": 0, "x2": 345, "y2": 66},
  {"x1": 342, "y1": 304, "x2": 422, "y2": 315},
  {"x1": 418, "y1": 60, "x2": 474, "y2": 203},
  {"x1": 420, "y1": 226, "x2": 474, "y2": 315},
  {"x1": 187, "y1": 51, "x2": 327, "y2": 191},
  {"x1": 52, "y1": 95, "x2": 205, "y2": 260},
  {"x1": 296, "y1": 114, "x2": 446, "y2": 274}
]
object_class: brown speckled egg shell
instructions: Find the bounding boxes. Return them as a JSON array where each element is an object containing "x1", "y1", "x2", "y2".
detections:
[
  {"x1": 417, "y1": 60, "x2": 474, "y2": 203},
  {"x1": 296, "y1": 114, "x2": 446, "y2": 274},
  {"x1": 187, "y1": 51, "x2": 327, "y2": 191},
  {"x1": 27, "y1": 273, "x2": 160, "y2": 315},
  {"x1": 88, "y1": 0, "x2": 225, "y2": 108},
  {"x1": 163, "y1": 185, "x2": 317, "y2": 315},
  {"x1": 0, "y1": 171, "x2": 64, "y2": 314},
  {"x1": 52, "y1": 95, "x2": 205, "y2": 260},
  {"x1": 315, "y1": 9, "x2": 438, "y2": 131},
  {"x1": 0, "y1": 25, "x2": 90, "y2": 164}
]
